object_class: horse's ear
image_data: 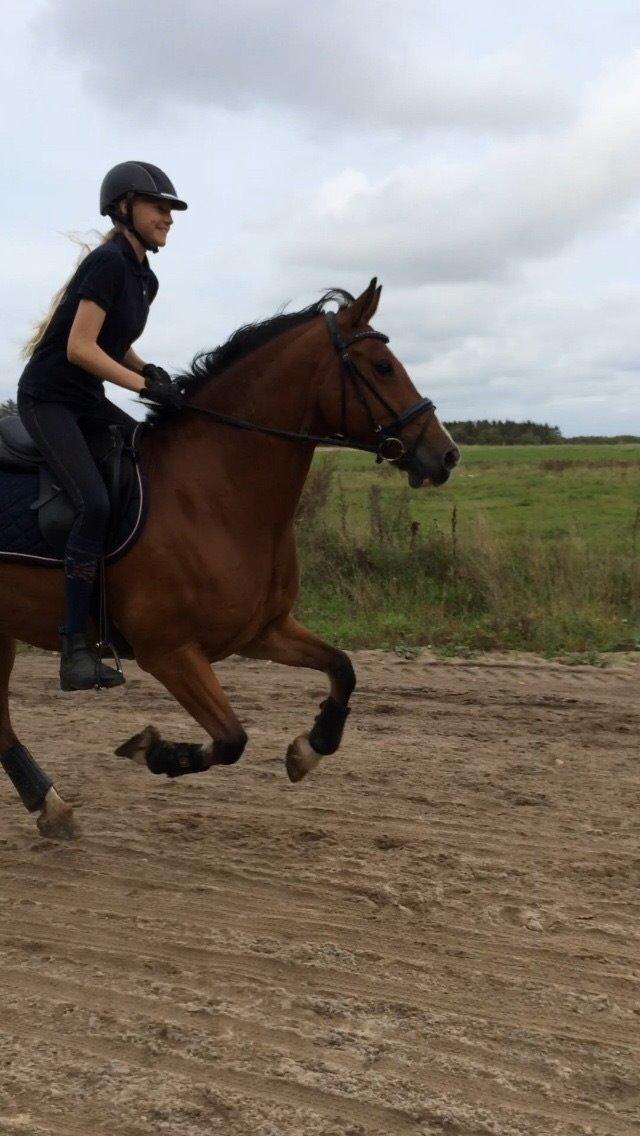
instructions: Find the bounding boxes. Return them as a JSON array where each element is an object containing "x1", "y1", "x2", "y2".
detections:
[{"x1": 345, "y1": 278, "x2": 382, "y2": 328}]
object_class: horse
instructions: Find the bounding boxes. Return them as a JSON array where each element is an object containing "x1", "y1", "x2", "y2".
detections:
[{"x1": 0, "y1": 279, "x2": 459, "y2": 836}]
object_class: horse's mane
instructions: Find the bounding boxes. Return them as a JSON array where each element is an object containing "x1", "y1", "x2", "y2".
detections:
[{"x1": 144, "y1": 288, "x2": 354, "y2": 429}]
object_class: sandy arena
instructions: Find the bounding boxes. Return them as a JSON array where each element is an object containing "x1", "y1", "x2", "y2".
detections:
[{"x1": 0, "y1": 649, "x2": 638, "y2": 1135}]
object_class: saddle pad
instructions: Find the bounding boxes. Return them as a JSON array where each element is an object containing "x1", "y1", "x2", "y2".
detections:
[{"x1": 0, "y1": 456, "x2": 146, "y2": 568}]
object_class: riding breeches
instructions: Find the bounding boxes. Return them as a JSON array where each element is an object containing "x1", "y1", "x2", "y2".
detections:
[{"x1": 17, "y1": 393, "x2": 137, "y2": 560}]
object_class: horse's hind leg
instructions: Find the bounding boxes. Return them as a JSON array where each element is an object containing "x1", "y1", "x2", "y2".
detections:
[
  {"x1": 242, "y1": 614, "x2": 356, "y2": 782},
  {"x1": 0, "y1": 635, "x2": 76, "y2": 838}
]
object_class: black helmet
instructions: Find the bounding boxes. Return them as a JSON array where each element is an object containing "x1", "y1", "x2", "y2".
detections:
[{"x1": 100, "y1": 161, "x2": 187, "y2": 253}]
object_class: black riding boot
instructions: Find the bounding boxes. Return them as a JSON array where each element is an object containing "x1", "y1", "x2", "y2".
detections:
[
  {"x1": 59, "y1": 629, "x2": 125, "y2": 691},
  {"x1": 61, "y1": 551, "x2": 125, "y2": 691}
]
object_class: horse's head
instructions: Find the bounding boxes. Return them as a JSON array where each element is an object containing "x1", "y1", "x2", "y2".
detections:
[{"x1": 316, "y1": 279, "x2": 459, "y2": 487}]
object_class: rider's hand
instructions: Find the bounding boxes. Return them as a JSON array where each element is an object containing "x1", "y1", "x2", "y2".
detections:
[
  {"x1": 141, "y1": 363, "x2": 173, "y2": 386},
  {"x1": 141, "y1": 364, "x2": 184, "y2": 409}
]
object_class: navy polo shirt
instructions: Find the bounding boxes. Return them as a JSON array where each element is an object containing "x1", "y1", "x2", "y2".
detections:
[{"x1": 19, "y1": 231, "x2": 158, "y2": 408}]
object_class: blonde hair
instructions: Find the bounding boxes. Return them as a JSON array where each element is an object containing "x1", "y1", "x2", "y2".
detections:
[{"x1": 21, "y1": 226, "x2": 120, "y2": 359}]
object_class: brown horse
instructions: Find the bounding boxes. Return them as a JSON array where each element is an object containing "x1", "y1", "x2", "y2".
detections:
[{"x1": 0, "y1": 280, "x2": 459, "y2": 836}]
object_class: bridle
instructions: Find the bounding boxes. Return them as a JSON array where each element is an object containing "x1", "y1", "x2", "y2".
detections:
[
  {"x1": 323, "y1": 311, "x2": 435, "y2": 463},
  {"x1": 182, "y1": 311, "x2": 436, "y2": 463}
]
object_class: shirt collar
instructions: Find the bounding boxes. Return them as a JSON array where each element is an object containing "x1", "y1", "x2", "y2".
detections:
[{"x1": 113, "y1": 231, "x2": 150, "y2": 274}]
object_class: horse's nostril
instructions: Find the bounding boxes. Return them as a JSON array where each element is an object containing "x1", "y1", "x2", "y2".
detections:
[{"x1": 444, "y1": 447, "x2": 460, "y2": 469}]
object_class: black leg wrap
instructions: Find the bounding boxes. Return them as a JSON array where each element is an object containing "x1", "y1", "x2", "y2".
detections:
[
  {"x1": 309, "y1": 697, "x2": 351, "y2": 756},
  {"x1": 146, "y1": 739, "x2": 210, "y2": 779},
  {"x1": 0, "y1": 742, "x2": 53, "y2": 813},
  {"x1": 214, "y1": 732, "x2": 247, "y2": 766}
]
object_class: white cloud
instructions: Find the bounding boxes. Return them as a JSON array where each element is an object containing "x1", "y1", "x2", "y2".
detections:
[
  {"x1": 282, "y1": 54, "x2": 640, "y2": 285},
  {"x1": 0, "y1": 3, "x2": 637, "y2": 436},
  {"x1": 393, "y1": 278, "x2": 640, "y2": 434},
  {"x1": 36, "y1": 0, "x2": 571, "y2": 135}
]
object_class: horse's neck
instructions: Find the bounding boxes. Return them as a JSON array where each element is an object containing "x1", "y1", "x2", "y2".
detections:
[{"x1": 144, "y1": 344, "x2": 319, "y2": 526}]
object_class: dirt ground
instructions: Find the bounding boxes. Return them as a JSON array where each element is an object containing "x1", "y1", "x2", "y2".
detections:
[{"x1": 0, "y1": 649, "x2": 638, "y2": 1136}]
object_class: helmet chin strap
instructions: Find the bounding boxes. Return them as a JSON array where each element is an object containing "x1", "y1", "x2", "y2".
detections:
[{"x1": 114, "y1": 192, "x2": 159, "y2": 254}]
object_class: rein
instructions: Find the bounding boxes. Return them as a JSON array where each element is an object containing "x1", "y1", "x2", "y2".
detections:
[{"x1": 182, "y1": 311, "x2": 436, "y2": 464}]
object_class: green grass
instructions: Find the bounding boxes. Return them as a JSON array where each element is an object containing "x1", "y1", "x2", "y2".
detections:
[
  {"x1": 315, "y1": 443, "x2": 640, "y2": 550},
  {"x1": 294, "y1": 445, "x2": 640, "y2": 655}
]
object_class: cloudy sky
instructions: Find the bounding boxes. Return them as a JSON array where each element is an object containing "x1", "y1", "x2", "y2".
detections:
[{"x1": 2, "y1": 1, "x2": 640, "y2": 434}]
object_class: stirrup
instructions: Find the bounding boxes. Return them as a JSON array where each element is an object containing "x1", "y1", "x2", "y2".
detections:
[
  {"x1": 59, "y1": 628, "x2": 125, "y2": 691},
  {"x1": 95, "y1": 556, "x2": 126, "y2": 687},
  {"x1": 96, "y1": 637, "x2": 124, "y2": 677}
]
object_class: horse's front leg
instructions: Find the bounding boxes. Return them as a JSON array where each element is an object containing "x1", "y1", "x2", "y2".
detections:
[
  {"x1": 115, "y1": 644, "x2": 247, "y2": 777},
  {"x1": 243, "y1": 614, "x2": 355, "y2": 782}
]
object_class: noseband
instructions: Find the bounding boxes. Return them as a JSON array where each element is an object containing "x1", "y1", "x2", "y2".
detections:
[{"x1": 182, "y1": 311, "x2": 436, "y2": 462}]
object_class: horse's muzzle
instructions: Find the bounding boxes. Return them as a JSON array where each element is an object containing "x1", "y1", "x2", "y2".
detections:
[{"x1": 403, "y1": 443, "x2": 460, "y2": 488}]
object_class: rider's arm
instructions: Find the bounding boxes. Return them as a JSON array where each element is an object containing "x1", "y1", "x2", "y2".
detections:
[
  {"x1": 67, "y1": 300, "x2": 145, "y2": 393},
  {"x1": 122, "y1": 346, "x2": 146, "y2": 374}
]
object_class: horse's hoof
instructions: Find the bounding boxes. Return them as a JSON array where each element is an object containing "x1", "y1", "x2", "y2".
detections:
[
  {"x1": 286, "y1": 734, "x2": 321, "y2": 783},
  {"x1": 115, "y1": 724, "x2": 160, "y2": 765},
  {"x1": 36, "y1": 788, "x2": 78, "y2": 840}
]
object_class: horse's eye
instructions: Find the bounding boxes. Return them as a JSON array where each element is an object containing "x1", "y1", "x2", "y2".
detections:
[{"x1": 374, "y1": 360, "x2": 394, "y2": 376}]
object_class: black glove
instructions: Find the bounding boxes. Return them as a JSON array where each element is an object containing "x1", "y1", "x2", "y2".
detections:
[
  {"x1": 142, "y1": 363, "x2": 172, "y2": 385},
  {"x1": 141, "y1": 363, "x2": 184, "y2": 410}
]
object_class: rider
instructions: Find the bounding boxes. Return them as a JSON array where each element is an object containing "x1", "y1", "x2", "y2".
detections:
[{"x1": 17, "y1": 161, "x2": 186, "y2": 692}]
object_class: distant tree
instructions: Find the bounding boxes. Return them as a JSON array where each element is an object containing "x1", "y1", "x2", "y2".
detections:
[
  {"x1": 565, "y1": 434, "x2": 640, "y2": 444},
  {"x1": 445, "y1": 419, "x2": 564, "y2": 445},
  {"x1": 0, "y1": 399, "x2": 17, "y2": 419}
]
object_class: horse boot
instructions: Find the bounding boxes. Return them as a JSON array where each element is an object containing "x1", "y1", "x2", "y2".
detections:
[{"x1": 59, "y1": 629, "x2": 125, "y2": 691}]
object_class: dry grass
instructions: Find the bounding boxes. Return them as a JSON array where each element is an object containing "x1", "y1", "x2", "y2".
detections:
[{"x1": 295, "y1": 457, "x2": 640, "y2": 654}]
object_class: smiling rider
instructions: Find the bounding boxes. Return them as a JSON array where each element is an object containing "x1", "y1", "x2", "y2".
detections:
[{"x1": 17, "y1": 161, "x2": 186, "y2": 692}]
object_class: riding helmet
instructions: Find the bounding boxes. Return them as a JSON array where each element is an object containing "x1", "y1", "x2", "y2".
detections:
[
  {"x1": 100, "y1": 161, "x2": 188, "y2": 217},
  {"x1": 100, "y1": 161, "x2": 187, "y2": 253}
]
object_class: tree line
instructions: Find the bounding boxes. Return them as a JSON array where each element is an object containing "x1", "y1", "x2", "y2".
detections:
[
  {"x1": 444, "y1": 419, "x2": 639, "y2": 445},
  {"x1": 444, "y1": 419, "x2": 563, "y2": 445}
]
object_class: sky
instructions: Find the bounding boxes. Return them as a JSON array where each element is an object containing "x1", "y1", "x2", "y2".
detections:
[{"x1": 2, "y1": 1, "x2": 640, "y2": 434}]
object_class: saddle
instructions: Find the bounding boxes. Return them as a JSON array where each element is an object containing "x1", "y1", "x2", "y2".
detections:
[
  {"x1": 0, "y1": 415, "x2": 136, "y2": 559},
  {"x1": 0, "y1": 415, "x2": 145, "y2": 662}
]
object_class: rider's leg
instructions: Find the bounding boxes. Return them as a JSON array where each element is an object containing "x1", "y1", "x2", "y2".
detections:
[
  {"x1": 17, "y1": 394, "x2": 124, "y2": 690},
  {"x1": 68, "y1": 400, "x2": 137, "y2": 632},
  {"x1": 79, "y1": 397, "x2": 137, "y2": 433}
]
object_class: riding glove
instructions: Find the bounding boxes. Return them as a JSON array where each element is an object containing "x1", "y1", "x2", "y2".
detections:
[{"x1": 141, "y1": 363, "x2": 184, "y2": 410}]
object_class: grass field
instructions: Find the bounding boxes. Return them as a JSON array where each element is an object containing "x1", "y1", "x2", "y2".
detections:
[
  {"x1": 315, "y1": 443, "x2": 640, "y2": 549},
  {"x1": 294, "y1": 444, "x2": 640, "y2": 655}
]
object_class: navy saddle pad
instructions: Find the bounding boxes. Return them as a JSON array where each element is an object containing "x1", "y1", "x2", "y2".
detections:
[{"x1": 0, "y1": 417, "x2": 146, "y2": 567}]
